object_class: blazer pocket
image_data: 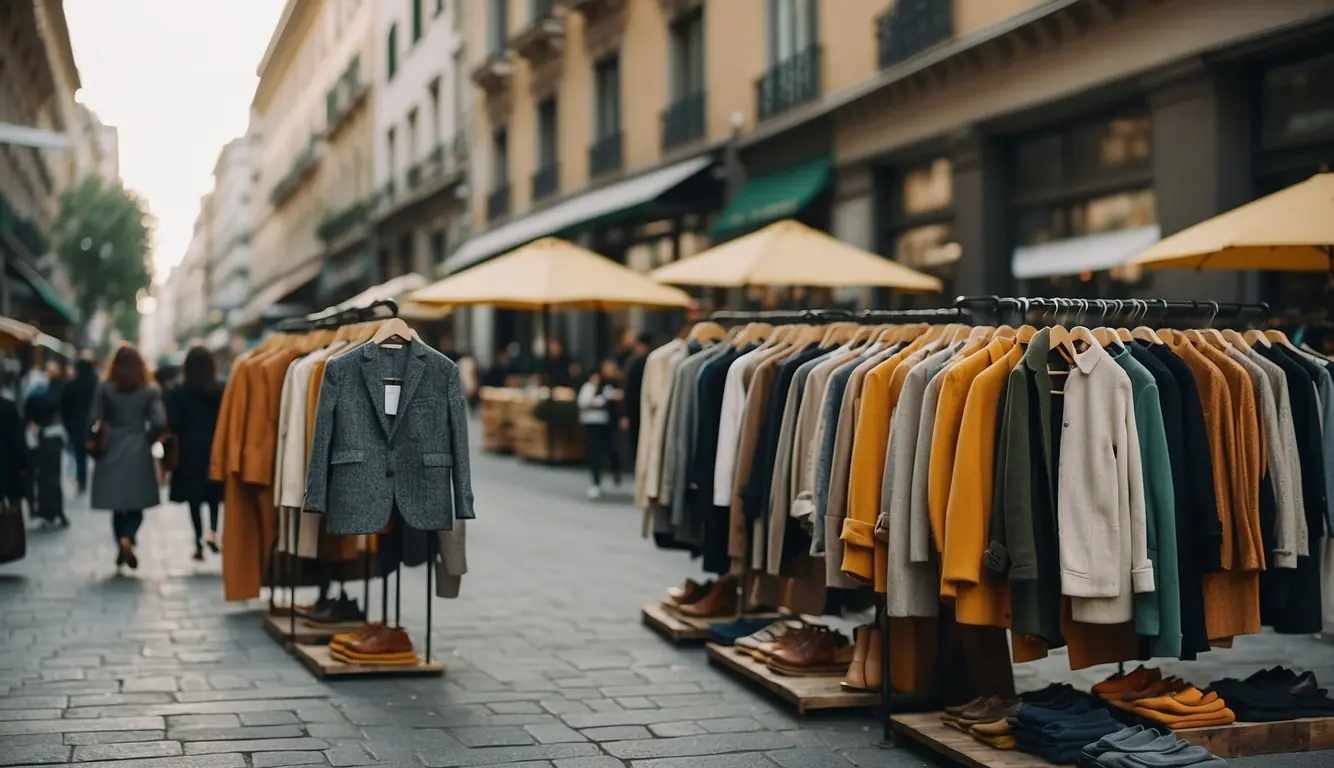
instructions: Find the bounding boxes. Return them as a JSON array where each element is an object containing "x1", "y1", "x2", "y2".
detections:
[
  {"x1": 422, "y1": 453, "x2": 454, "y2": 467},
  {"x1": 332, "y1": 450, "x2": 366, "y2": 465}
]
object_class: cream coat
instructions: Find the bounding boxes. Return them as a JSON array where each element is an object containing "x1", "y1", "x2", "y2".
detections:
[
  {"x1": 1060, "y1": 342, "x2": 1155, "y2": 625},
  {"x1": 637, "y1": 340, "x2": 687, "y2": 507}
]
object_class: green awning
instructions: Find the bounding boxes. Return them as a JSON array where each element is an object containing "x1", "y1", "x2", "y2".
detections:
[
  {"x1": 6, "y1": 252, "x2": 77, "y2": 324},
  {"x1": 708, "y1": 156, "x2": 832, "y2": 240}
]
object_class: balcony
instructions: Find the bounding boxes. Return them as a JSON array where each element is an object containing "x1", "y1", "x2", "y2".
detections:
[
  {"x1": 531, "y1": 163, "x2": 560, "y2": 201},
  {"x1": 509, "y1": 13, "x2": 564, "y2": 64},
  {"x1": 559, "y1": 0, "x2": 623, "y2": 16},
  {"x1": 428, "y1": 144, "x2": 445, "y2": 174},
  {"x1": 487, "y1": 183, "x2": 512, "y2": 221},
  {"x1": 877, "y1": 0, "x2": 953, "y2": 69},
  {"x1": 407, "y1": 163, "x2": 423, "y2": 191},
  {"x1": 755, "y1": 45, "x2": 822, "y2": 122},
  {"x1": 316, "y1": 199, "x2": 370, "y2": 244},
  {"x1": 662, "y1": 91, "x2": 705, "y2": 151},
  {"x1": 589, "y1": 132, "x2": 623, "y2": 178},
  {"x1": 268, "y1": 137, "x2": 322, "y2": 208},
  {"x1": 452, "y1": 131, "x2": 469, "y2": 163},
  {"x1": 471, "y1": 54, "x2": 515, "y2": 94}
]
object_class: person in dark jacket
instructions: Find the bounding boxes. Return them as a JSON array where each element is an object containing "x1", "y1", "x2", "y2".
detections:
[
  {"x1": 165, "y1": 346, "x2": 225, "y2": 561},
  {"x1": 0, "y1": 389, "x2": 28, "y2": 510},
  {"x1": 61, "y1": 356, "x2": 97, "y2": 494},
  {"x1": 620, "y1": 333, "x2": 652, "y2": 466},
  {"x1": 24, "y1": 361, "x2": 68, "y2": 527}
]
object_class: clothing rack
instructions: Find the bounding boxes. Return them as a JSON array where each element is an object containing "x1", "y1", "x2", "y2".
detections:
[
  {"x1": 952, "y1": 295, "x2": 1271, "y2": 329},
  {"x1": 267, "y1": 296, "x2": 439, "y2": 674}
]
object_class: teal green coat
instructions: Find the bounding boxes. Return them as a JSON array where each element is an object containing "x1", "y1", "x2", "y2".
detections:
[{"x1": 1112, "y1": 347, "x2": 1181, "y2": 658}]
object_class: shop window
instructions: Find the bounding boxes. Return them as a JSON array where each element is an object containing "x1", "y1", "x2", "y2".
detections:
[
  {"x1": 1014, "y1": 110, "x2": 1151, "y2": 201},
  {"x1": 902, "y1": 158, "x2": 952, "y2": 215},
  {"x1": 1014, "y1": 188, "x2": 1156, "y2": 247},
  {"x1": 1262, "y1": 52, "x2": 1334, "y2": 150},
  {"x1": 879, "y1": 157, "x2": 957, "y2": 302}
]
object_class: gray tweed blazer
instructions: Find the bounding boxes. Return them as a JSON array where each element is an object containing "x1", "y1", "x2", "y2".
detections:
[{"x1": 304, "y1": 339, "x2": 475, "y2": 534}]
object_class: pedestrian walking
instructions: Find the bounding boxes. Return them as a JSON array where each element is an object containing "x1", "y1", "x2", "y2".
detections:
[
  {"x1": 89, "y1": 344, "x2": 164, "y2": 570},
  {"x1": 620, "y1": 332, "x2": 652, "y2": 468},
  {"x1": 165, "y1": 346, "x2": 224, "y2": 561},
  {"x1": 578, "y1": 360, "x2": 623, "y2": 499},
  {"x1": 23, "y1": 361, "x2": 68, "y2": 527},
  {"x1": 61, "y1": 356, "x2": 97, "y2": 495},
  {"x1": 0, "y1": 383, "x2": 28, "y2": 512}
]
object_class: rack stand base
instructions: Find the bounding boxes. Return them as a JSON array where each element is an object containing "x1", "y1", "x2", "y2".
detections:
[
  {"x1": 642, "y1": 603, "x2": 786, "y2": 644},
  {"x1": 890, "y1": 714, "x2": 1056, "y2": 767},
  {"x1": 1176, "y1": 716, "x2": 1334, "y2": 759},
  {"x1": 294, "y1": 643, "x2": 444, "y2": 679},
  {"x1": 705, "y1": 642, "x2": 879, "y2": 715},
  {"x1": 263, "y1": 613, "x2": 366, "y2": 647}
]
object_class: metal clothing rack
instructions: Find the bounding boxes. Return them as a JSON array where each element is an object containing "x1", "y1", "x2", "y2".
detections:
[
  {"x1": 952, "y1": 295, "x2": 1271, "y2": 329},
  {"x1": 270, "y1": 297, "x2": 437, "y2": 668}
]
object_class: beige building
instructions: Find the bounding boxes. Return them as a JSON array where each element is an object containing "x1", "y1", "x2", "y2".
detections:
[
  {"x1": 0, "y1": 0, "x2": 82, "y2": 337},
  {"x1": 241, "y1": 0, "x2": 376, "y2": 330}
]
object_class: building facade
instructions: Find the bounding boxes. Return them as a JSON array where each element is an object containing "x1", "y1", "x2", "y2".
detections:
[
  {"x1": 0, "y1": 0, "x2": 82, "y2": 337},
  {"x1": 175, "y1": 195, "x2": 213, "y2": 351},
  {"x1": 241, "y1": 0, "x2": 376, "y2": 332},
  {"x1": 206, "y1": 137, "x2": 255, "y2": 361}
]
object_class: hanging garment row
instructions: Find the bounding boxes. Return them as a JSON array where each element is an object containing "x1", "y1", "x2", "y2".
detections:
[
  {"x1": 209, "y1": 301, "x2": 473, "y2": 629},
  {"x1": 634, "y1": 300, "x2": 1334, "y2": 686}
]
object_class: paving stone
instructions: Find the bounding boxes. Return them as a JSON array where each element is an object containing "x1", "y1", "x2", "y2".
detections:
[
  {"x1": 578, "y1": 726, "x2": 651, "y2": 742},
  {"x1": 169, "y1": 725, "x2": 307, "y2": 741},
  {"x1": 612, "y1": 698, "x2": 656, "y2": 710},
  {"x1": 0, "y1": 708, "x2": 62, "y2": 721},
  {"x1": 122, "y1": 675, "x2": 181, "y2": 692},
  {"x1": 646, "y1": 722, "x2": 704, "y2": 738},
  {"x1": 70, "y1": 692, "x2": 176, "y2": 707},
  {"x1": 253, "y1": 751, "x2": 331, "y2": 767},
  {"x1": 553, "y1": 759, "x2": 628, "y2": 768},
  {"x1": 539, "y1": 700, "x2": 593, "y2": 716},
  {"x1": 323, "y1": 742, "x2": 375, "y2": 766},
  {"x1": 523, "y1": 724, "x2": 588, "y2": 744},
  {"x1": 63, "y1": 729, "x2": 167, "y2": 745},
  {"x1": 562, "y1": 705, "x2": 767, "y2": 729},
  {"x1": 72, "y1": 739, "x2": 183, "y2": 761},
  {"x1": 420, "y1": 743, "x2": 601, "y2": 767},
  {"x1": 488, "y1": 701, "x2": 545, "y2": 715},
  {"x1": 305, "y1": 722, "x2": 365, "y2": 739},
  {"x1": 604, "y1": 732, "x2": 799, "y2": 760},
  {"x1": 59, "y1": 757, "x2": 247, "y2": 768},
  {"x1": 0, "y1": 734, "x2": 64, "y2": 748},
  {"x1": 0, "y1": 715, "x2": 165, "y2": 736},
  {"x1": 767, "y1": 748, "x2": 857, "y2": 768},
  {"x1": 241, "y1": 710, "x2": 303, "y2": 726},
  {"x1": 628, "y1": 756, "x2": 779, "y2": 768},
  {"x1": 183, "y1": 737, "x2": 331, "y2": 755},
  {"x1": 585, "y1": 700, "x2": 623, "y2": 713},
  {"x1": 0, "y1": 743, "x2": 70, "y2": 766},
  {"x1": 598, "y1": 684, "x2": 700, "y2": 698},
  {"x1": 451, "y1": 726, "x2": 536, "y2": 747},
  {"x1": 167, "y1": 714, "x2": 242, "y2": 730},
  {"x1": 0, "y1": 696, "x2": 65, "y2": 710},
  {"x1": 698, "y1": 717, "x2": 766, "y2": 734}
]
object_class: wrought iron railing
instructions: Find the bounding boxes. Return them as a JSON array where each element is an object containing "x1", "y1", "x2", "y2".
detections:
[
  {"x1": 531, "y1": 163, "x2": 560, "y2": 201},
  {"x1": 662, "y1": 91, "x2": 705, "y2": 151},
  {"x1": 487, "y1": 183, "x2": 511, "y2": 220},
  {"x1": 589, "y1": 132, "x2": 623, "y2": 177},
  {"x1": 754, "y1": 45, "x2": 822, "y2": 122},
  {"x1": 877, "y1": 0, "x2": 953, "y2": 69}
]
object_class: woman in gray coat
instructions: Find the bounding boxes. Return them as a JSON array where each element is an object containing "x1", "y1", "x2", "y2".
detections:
[{"x1": 89, "y1": 344, "x2": 164, "y2": 569}]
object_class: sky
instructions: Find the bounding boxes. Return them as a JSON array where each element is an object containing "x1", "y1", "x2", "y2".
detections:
[{"x1": 64, "y1": 0, "x2": 287, "y2": 284}]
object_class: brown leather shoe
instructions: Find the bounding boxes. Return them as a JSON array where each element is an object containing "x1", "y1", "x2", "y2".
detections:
[
  {"x1": 676, "y1": 577, "x2": 738, "y2": 619},
  {"x1": 345, "y1": 626, "x2": 414, "y2": 655},
  {"x1": 954, "y1": 698, "x2": 1020, "y2": 730},
  {"x1": 748, "y1": 622, "x2": 808, "y2": 661},
  {"x1": 943, "y1": 696, "x2": 988, "y2": 721},
  {"x1": 864, "y1": 627, "x2": 883, "y2": 690},
  {"x1": 331, "y1": 623, "x2": 384, "y2": 647},
  {"x1": 767, "y1": 627, "x2": 853, "y2": 676},
  {"x1": 666, "y1": 579, "x2": 706, "y2": 605}
]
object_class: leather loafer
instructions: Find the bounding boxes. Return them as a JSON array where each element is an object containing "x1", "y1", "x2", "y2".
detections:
[
  {"x1": 345, "y1": 626, "x2": 414, "y2": 655},
  {"x1": 676, "y1": 577, "x2": 738, "y2": 619}
]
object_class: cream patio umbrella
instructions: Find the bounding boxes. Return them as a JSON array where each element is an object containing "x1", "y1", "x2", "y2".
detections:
[
  {"x1": 410, "y1": 236, "x2": 693, "y2": 310},
  {"x1": 1128, "y1": 172, "x2": 1334, "y2": 271},
  {"x1": 335, "y1": 273, "x2": 450, "y2": 321},
  {"x1": 648, "y1": 218, "x2": 943, "y2": 292}
]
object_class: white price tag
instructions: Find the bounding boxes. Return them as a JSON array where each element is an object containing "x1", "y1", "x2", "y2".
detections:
[{"x1": 385, "y1": 384, "x2": 401, "y2": 416}]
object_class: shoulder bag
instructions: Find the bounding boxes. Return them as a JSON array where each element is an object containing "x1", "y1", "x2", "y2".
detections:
[{"x1": 86, "y1": 386, "x2": 108, "y2": 460}]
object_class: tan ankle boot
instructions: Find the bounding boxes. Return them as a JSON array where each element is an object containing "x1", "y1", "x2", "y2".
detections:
[
  {"x1": 864, "y1": 626, "x2": 884, "y2": 691},
  {"x1": 841, "y1": 625, "x2": 869, "y2": 690}
]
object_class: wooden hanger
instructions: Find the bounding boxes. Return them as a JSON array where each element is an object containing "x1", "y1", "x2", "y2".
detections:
[
  {"x1": 1244, "y1": 328, "x2": 1272, "y2": 348},
  {"x1": 965, "y1": 325, "x2": 995, "y2": 346},
  {"x1": 688, "y1": 321, "x2": 726, "y2": 343},
  {"x1": 1132, "y1": 325, "x2": 1164, "y2": 345},
  {"x1": 849, "y1": 325, "x2": 877, "y2": 348},
  {"x1": 1265, "y1": 329, "x2": 1300, "y2": 351},
  {"x1": 1222, "y1": 329, "x2": 1251, "y2": 350},
  {"x1": 795, "y1": 324, "x2": 824, "y2": 347},
  {"x1": 1091, "y1": 327, "x2": 1124, "y2": 350},
  {"x1": 1070, "y1": 326, "x2": 1098, "y2": 354},
  {"x1": 733, "y1": 322, "x2": 771, "y2": 348},
  {"x1": 993, "y1": 324, "x2": 1017, "y2": 340},
  {"x1": 948, "y1": 325, "x2": 972, "y2": 345},
  {"x1": 369, "y1": 316, "x2": 416, "y2": 346},
  {"x1": 1015, "y1": 325, "x2": 1038, "y2": 344}
]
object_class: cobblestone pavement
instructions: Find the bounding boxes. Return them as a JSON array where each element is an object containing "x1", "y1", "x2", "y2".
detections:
[{"x1": 0, "y1": 444, "x2": 923, "y2": 768}]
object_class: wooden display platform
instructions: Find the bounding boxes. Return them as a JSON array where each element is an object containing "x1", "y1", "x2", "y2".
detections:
[
  {"x1": 641, "y1": 603, "x2": 711, "y2": 642},
  {"x1": 263, "y1": 613, "x2": 366, "y2": 647},
  {"x1": 294, "y1": 643, "x2": 443, "y2": 679},
  {"x1": 1176, "y1": 715, "x2": 1334, "y2": 759},
  {"x1": 704, "y1": 642, "x2": 878, "y2": 715},
  {"x1": 890, "y1": 713, "x2": 1057, "y2": 767}
]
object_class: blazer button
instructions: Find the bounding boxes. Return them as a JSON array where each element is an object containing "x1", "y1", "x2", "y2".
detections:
[{"x1": 386, "y1": 469, "x2": 395, "y2": 478}]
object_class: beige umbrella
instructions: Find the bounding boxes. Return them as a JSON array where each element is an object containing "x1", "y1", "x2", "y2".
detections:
[
  {"x1": 649, "y1": 219, "x2": 943, "y2": 292},
  {"x1": 410, "y1": 236, "x2": 692, "y2": 310},
  {"x1": 335, "y1": 273, "x2": 451, "y2": 320},
  {"x1": 1129, "y1": 172, "x2": 1334, "y2": 271},
  {"x1": 0, "y1": 316, "x2": 39, "y2": 343}
]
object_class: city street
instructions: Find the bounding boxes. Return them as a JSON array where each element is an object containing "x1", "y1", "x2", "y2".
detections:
[{"x1": 0, "y1": 442, "x2": 920, "y2": 768}]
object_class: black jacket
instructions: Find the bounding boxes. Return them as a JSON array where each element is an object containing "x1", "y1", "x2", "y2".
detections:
[
  {"x1": 165, "y1": 385, "x2": 224, "y2": 505},
  {"x1": 0, "y1": 397, "x2": 26, "y2": 503},
  {"x1": 623, "y1": 353, "x2": 647, "y2": 430},
  {"x1": 61, "y1": 365, "x2": 97, "y2": 439}
]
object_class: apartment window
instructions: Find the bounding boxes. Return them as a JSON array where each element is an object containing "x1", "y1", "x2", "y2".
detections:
[
  {"x1": 430, "y1": 230, "x2": 446, "y2": 270},
  {"x1": 877, "y1": 0, "x2": 953, "y2": 69},
  {"x1": 412, "y1": 0, "x2": 424, "y2": 43},
  {"x1": 408, "y1": 108, "x2": 420, "y2": 167},
  {"x1": 532, "y1": 0, "x2": 556, "y2": 20},
  {"x1": 452, "y1": 51, "x2": 467, "y2": 146},
  {"x1": 386, "y1": 127, "x2": 398, "y2": 195},
  {"x1": 765, "y1": 0, "x2": 818, "y2": 65},
  {"x1": 387, "y1": 23, "x2": 399, "y2": 80},
  {"x1": 594, "y1": 56, "x2": 621, "y2": 139},
  {"x1": 487, "y1": 0, "x2": 507, "y2": 57},
  {"x1": 1262, "y1": 52, "x2": 1334, "y2": 150},
  {"x1": 668, "y1": 9, "x2": 704, "y2": 101},
  {"x1": 428, "y1": 79, "x2": 442, "y2": 150},
  {"x1": 534, "y1": 97, "x2": 560, "y2": 199},
  {"x1": 436, "y1": 0, "x2": 445, "y2": 18},
  {"x1": 492, "y1": 129, "x2": 509, "y2": 186}
]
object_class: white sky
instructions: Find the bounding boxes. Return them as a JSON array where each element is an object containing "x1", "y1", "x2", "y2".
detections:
[{"x1": 64, "y1": 0, "x2": 287, "y2": 284}]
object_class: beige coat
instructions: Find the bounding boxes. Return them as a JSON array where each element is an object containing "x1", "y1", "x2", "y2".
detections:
[
  {"x1": 1060, "y1": 342, "x2": 1155, "y2": 625},
  {"x1": 637, "y1": 340, "x2": 687, "y2": 507}
]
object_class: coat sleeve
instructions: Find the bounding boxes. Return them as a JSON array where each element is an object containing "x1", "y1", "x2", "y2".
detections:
[
  {"x1": 841, "y1": 369, "x2": 889, "y2": 582},
  {"x1": 1134, "y1": 379, "x2": 1173, "y2": 636},
  {"x1": 992, "y1": 370, "x2": 1037, "y2": 582},
  {"x1": 445, "y1": 358, "x2": 476, "y2": 520},
  {"x1": 146, "y1": 387, "x2": 167, "y2": 442},
  {"x1": 1123, "y1": 384, "x2": 1156, "y2": 595},
  {"x1": 303, "y1": 360, "x2": 340, "y2": 514},
  {"x1": 908, "y1": 378, "x2": 942, "y2": 563}
]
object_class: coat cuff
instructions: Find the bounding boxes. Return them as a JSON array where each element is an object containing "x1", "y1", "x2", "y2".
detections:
[
  {"x1": 1061, "y1": 569, "x2": 1120, "y2": 599},
  {"x1": 873, "y1": 512, "x2": 889, "y2": 542},
  {"x1": 1272, "y1": 549, "x2": 1297, "y2": 569},
  {"x1": 1131, "y1": 563, "x2": 1155, "y2": 594},
  {"x1": 840, "y1": 518, "x2": 876, "y2": 582},
  {"x1": 983, "y1": 542, "x2": 1009, "y2": 579},
  {"x1": 791, "y1": 496, "x2": 815, "y2": 523}
]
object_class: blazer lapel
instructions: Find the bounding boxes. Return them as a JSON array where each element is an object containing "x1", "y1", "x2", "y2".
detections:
[
  {"x1": 360, "y1": 346, "x2": 393, "y2": 438},
  {"x1": 388, "y1": 341, "x2": 428, "y2": 441}
]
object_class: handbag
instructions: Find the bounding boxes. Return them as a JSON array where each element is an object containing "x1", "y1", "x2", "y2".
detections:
[
  {"x1": 0, "y1": 502, "x2": 26, "y2": 564},
  {"x1": 86, "y1": 388, "x2": 108, "y2": 460},
  {"x1": 159, "y1": 432, "x2": 179, "y2": 474}
]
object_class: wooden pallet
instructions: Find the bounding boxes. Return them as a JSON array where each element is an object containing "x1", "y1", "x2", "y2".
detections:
[
  {"x1": 704, "y1": 642, "x2": 879, "y2": 715},
  {"x1": 263, "y1": 613, "x2": 366, "y2": 647},
  {"x1": 1176, "y1": 715, "x2": 1334, "y2": 758},
  {"x1": 641, "y1": 603, "x2": 711, "y2": 643},
  {"x1": 293, "y1": 643, "x2": 443, "y2": 679},
  {"x1": 890, "y1": 713, "x2": 1059, "y2": 767}
]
